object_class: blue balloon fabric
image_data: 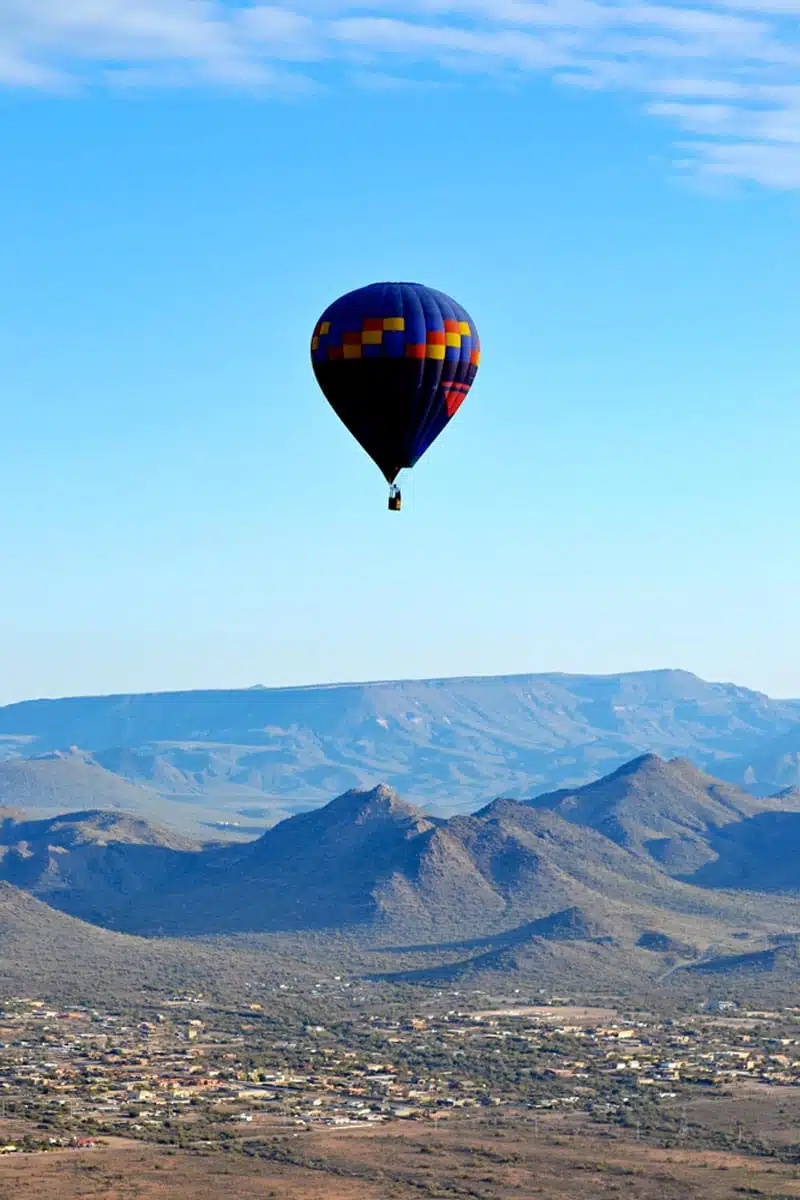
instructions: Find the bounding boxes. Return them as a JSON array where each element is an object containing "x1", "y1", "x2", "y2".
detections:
[{"x1": 311, "y1": 281, "x2": 480, "y2": 484}]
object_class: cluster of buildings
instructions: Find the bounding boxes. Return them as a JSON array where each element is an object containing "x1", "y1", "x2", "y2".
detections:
[
  {"x1": 457, "y1": 1005, "x2": 800, "y2": 1090},
  {"x1": 1, "y1": 991, "x2": 800, "y2": 1151}
]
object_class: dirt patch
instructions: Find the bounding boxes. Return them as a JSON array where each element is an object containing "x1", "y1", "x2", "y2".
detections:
[
  {"x1": 0, "y1": 1141, "x2": 376, "y2": 1200},
  {"x1": 472, "y1": 1006, "x2": 619, "y2": 1022},
  {"x1": 2, "y1": 1117, "x2": 800, "y2": 1199}
]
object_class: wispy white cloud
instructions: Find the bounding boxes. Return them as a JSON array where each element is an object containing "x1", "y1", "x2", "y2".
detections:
[
  {"x1": 0, "y1": 1, "x2": 322, "y2": 86},
  {"x1": 330, "y1": 16, "x2": 569, "y2": 69},
  {"x1": 678, "y1": 139, "x2": 800, "y2": 185},
  {"x1": 1, "y1": 0, "x2": 800, "y2": 187}
]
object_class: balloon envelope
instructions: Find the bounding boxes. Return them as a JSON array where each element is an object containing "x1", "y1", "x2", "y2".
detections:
[{"x1": 311, "y1": 281, "x2": 480, "y2": 483}]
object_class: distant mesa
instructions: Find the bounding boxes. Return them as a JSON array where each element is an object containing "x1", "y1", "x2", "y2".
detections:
[{"x1": 0, "y1": 669, "x2": 798, "y2": 820}]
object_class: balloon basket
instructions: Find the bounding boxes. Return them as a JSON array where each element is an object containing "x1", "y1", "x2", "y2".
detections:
[{"x1": 388, "y1": 486, "x2": 402, "y2": 512}]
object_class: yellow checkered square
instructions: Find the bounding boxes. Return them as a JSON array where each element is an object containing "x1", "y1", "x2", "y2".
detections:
[
  {"x1": 426, "y1": 344, "x2": 446, "y2": 360},
  {"x1": 445, "y1": 332, "x2": 461, "y2": 347},
  {"x1": 458, "y1": 322, "x2": 471, "y2": 336},
  {"x1": 362, "y1": 330, "x2": 383, "y2": 345},
  {"x1": 320, "y1": 321, "x2": 331, "y2": 335},
  {"x1": 383, "y1": 317, "x2": 405, "y2": 331},
  {"x1": 343, "y1": 344, "x2": 362, "y2": 359},
  {"x1": 311, "y1": 336, "x2": 319, "y2": 351}
]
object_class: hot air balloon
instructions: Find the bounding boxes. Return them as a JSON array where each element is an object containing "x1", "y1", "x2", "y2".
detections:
[{"x1": 310, "y1": 282, "x2": 480, "y2": 511}]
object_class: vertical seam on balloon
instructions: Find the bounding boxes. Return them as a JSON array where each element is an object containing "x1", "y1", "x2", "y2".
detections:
[
  {"x1": 405, "y1": 285, "x2": 426, "y2": 469},
  {"x1": 416, "y1": 290, "x2": 450, "y2": 453},
  {"x1": 416, "y1": 287, "x2": 441, "y2": 464}
]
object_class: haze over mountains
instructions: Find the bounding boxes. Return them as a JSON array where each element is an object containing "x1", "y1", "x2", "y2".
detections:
[{"x1": 1, "y1": 670, "x2": 800, "y2": 834}]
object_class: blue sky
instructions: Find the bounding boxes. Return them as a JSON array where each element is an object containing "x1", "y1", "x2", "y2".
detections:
[{"x1": 1, "y1": 0, "x2": 799, "y2": 704}]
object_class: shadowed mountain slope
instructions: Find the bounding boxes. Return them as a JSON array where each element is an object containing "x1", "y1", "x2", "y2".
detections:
[
  {"x1": 11, "y1": 772, "x2": 793, "y2": 948},
  {"x1": 5, "y1": 759, "x2": 800, "y2": 998},
  {"x1": 686, "y1": 810, "x2": 800, "y2": 891},
  {"x1": 524, "y1": 754, "x2": 800, "y2": 874},
  {"x1": 0, "y1": 809, "x2": 202, "y2": 927},
  {"x1": 106, "y1": 785, "x2": 495, "y2": 936},
  {"x1": 0, "y1": 883, "x2": 320, "y2": 1004}
]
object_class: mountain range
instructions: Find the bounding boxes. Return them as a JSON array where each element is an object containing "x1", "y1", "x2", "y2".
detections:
[
  {"x1": 1, "y1": 670, "x2": 800, "y2": 831},
  {"x1": 5, "y1": 754, "x2": 800, "y2": 997}
]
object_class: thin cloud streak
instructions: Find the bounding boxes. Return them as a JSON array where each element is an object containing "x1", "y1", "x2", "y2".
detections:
[{"x1": 1, "y1": 0, "x2": 799, "y2": 187}]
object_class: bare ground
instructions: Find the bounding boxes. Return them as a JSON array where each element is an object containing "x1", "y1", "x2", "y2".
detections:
[{"x1": 2, "y1": 1114, "x2": 800, "y2": 1199}]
